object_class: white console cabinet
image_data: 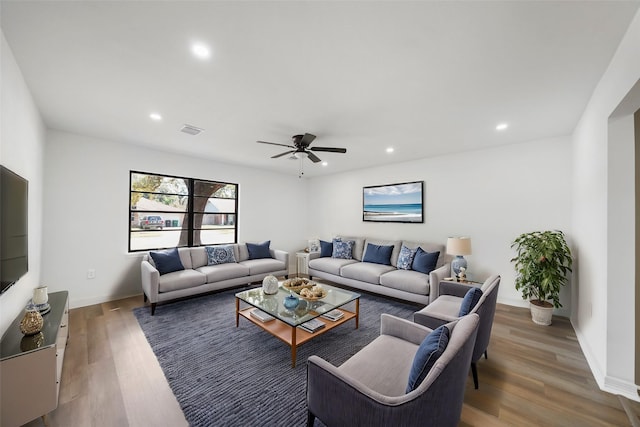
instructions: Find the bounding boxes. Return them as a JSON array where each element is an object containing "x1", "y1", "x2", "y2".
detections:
[{"x1": 0, "y1": 291, "x2": 69, "y2": 427}]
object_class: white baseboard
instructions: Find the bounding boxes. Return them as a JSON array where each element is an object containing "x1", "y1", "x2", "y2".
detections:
[
  {"x1": 69, "y1": 292, "x2": 142, "y2": 309},
  {"x1": 604, "y1": 376, "x2": 640, "y2": 402}
]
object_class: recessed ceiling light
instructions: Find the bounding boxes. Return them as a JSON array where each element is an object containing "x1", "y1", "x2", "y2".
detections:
[
  {"x1": 386, "y1": 147, "x2": 394, "y2": 153},
  {"x1": 149, "y1": 113, "x2": 162, "y2": 121},
  {"x1": 322, "y1": 162, "x2": 328, "y2": 167},
  {"x1": 191, "y1": 42, "x2": 211, "y2": 60},
  {"x1": 496, "y1": 123, "x2": 508, "y2": 131}
]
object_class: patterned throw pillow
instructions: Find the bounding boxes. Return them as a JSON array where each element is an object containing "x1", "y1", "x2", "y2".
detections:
[
  {"x1": 332, "y1": 238, "x2": 354, "y2": 259},
  {"x1": 205, "y1": 245, "x2": 236, "y2": 265},
  {"x1": 397, "y1": 245, "x2": 417, "y2": 270}
]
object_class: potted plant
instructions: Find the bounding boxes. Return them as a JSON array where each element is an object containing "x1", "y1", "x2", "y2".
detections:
[{"x1": 510, "y1": 230, "x2": 572, "y2": 325}]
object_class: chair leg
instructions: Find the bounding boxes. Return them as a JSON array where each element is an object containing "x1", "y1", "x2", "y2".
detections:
[
  {"x1": 306, "y1": 410, "x2": 316, "y2": 427},
  {"x1": 151, "y1": 303, "x2": 156, "y2": 316},
  {"x1": 143, "y1": 293, "x2": 148, "y2": 302},
  {"x1": 484, "y1": 350, "x2": 488, "y2": 359},
  {"x1": 471, "y1": 362, "x2": 479, "y2": 389}
]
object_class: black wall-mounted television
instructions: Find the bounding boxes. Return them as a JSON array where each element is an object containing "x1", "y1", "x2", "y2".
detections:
[{"x1": 1, "y1": 165, "x2": 29, "y2": 294}]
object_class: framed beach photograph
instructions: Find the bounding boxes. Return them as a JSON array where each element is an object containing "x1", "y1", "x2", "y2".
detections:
[{"x1": 363, "y1": 181, "x2": 424, "y2": 223}]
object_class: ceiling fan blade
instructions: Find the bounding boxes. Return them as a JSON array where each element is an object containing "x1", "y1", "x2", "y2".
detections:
[
  {"x1": 257, "y1": 140, "x2": 295, "y2": 149},
  {"x1": 310, "y1": 147, "x2": 347, "y2": 153},
  {"x1": 271, "y1": 150, "x2": 295, "y2": 159},
  {"x1": 299, "y1": 133, "x2": 316, "y2": 147},
  {"x1": 307, "y1": 151, "x2": 322, "y2": 163}
]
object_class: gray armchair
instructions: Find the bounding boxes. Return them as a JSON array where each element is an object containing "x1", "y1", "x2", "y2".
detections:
[
  {"x1": 413, "y1": 274, "x2": 501, "y2": 389},
  {"x1": 306, "y1": 313, "x2": 479, "y2": 427}
]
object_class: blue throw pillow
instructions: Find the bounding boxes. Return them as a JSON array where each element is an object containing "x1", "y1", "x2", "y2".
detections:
[
  {"x1": 149, "y1": 247, "x2": 184, "y2": 275},
  {"x1": 246, "y1": 241, "x2": 272, "y2": 259},
  {"x1": 332, "y1": 238, "x2": 354, "y2": 259},
  {"x1": 458, "y1": 287, "x2": 483, "y2": 316},
  {"x1": 406, "y1": 325, "x2": 450, "y2": 393},
  {"x1": 362, "y1": 243, "x2": 393, "y2": 265},
  {"x1": 205, "y1": 245, "x2": 236, "y2": 265},
  {"x1": 320, "y1": 240, "x2": 333, "y2": 257},
  {"x1": 412, "y1": 247, "x2": 440, "y2": 274},
  {"x1": 397, "y1": 245, "x2": 417, "y2": 270}
]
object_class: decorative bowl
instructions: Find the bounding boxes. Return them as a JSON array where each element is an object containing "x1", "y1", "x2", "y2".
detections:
[{"x1": 282, "y1": 278, "x2": 313, "y2": 293}]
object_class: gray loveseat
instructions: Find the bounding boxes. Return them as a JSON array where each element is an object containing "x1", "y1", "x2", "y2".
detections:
[
  {"x1": 308, "y1": 236, "x2": 449, "y2": 305},
  {"x1": 141, "y1": 244, "x2": 289, "y2": 314}
]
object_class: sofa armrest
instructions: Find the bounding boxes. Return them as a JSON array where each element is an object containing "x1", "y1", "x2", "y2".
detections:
[
  {"x1": 380, "y1": 314, "x2": 431, "y2": 346},
  {"x1": 308, "y1": 251, "x2": 321, "y2": 261},
  {"x1": 428, "y1": 263, "x2": 450, "y2": 302},
  {"x1": 270, "y1": 249, "x2": 289, "y2": 266},
  {"x1": 141, "y1": 259, "x2": 160, "y2": 303}
]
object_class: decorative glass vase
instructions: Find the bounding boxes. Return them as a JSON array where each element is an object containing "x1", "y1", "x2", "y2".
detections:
[{"x1": 20, "y1": 303, "x2": 44, "y2": 336}]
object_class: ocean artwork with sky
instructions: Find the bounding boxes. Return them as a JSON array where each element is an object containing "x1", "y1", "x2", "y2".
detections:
[{"x1": 362, "y1": 181, "x2": 424, "y2": 223}]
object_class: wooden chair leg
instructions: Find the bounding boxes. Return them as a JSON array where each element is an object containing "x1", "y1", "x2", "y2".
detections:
[
  {"x1": 306, "y1": 410, "x2": 316, "y2": 427},
  {"x1": 484, "y1": 350, "x2": 488, "y2": 359},
  {"x1": 471, "y1": 362, "x2": 479, "y2": 389},
  {"x1": 143, "y1": 293, "x2": 148, "y2": 302},
  {"x1": 151, "y1": 303, "x2": 156, "y2": 316}
]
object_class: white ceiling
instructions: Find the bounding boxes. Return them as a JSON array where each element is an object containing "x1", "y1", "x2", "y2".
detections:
[{"x1": 2, "y1": 1, "x2": 639, "y2": 177}]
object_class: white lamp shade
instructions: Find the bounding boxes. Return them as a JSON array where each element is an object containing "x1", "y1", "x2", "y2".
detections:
[{"x1": 446, "y1": 237, "x2": 472, "y2": 255}]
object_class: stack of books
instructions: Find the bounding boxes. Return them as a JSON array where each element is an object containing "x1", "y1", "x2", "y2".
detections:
[
  {"x1": 321, "y1": 309, "x2": 344, "y2": 322},
  {"x1": 250, "y1": 308, "x2": 275, "y2": 323},
  {"x1": 300, "y1": 318, "x2": 326, "y2": 333}
]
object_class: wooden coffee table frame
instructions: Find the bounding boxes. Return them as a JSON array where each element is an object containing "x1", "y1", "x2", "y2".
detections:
[{"x1": 235, "y1": 297, "x2": 359, "y2": 368}]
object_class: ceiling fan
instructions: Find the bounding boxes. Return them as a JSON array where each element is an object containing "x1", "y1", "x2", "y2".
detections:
[{"x1": 257, "y1": 133, "x2": 347, "y2": 163}]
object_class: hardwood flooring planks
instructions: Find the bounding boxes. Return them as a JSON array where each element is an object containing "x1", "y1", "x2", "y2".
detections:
[{"x1": 22, "y1": 296, "x2": 636, "y2": 426}]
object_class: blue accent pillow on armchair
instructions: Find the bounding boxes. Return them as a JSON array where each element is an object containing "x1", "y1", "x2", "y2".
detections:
[
  {"x1": 150, "y1": 247, "x2": 184, "y2": 275},
  {"x1": 320, "y1": 240, "x2": 333, "y2": 257},
  {"x1": 458, "y1": 287, "x2": 483, "y2": 316},
  {"x1": 406, "y1": 325, "x2": 450, "y2": 392},
  {"x1": 412, "y1": 247, "x2": 440, "y2": 274},
  {"x1": 362, "y1": 243, "x2": 393, "y2": 265},
  {"x1": 246, "y1": 241, "x2": 272, "y2": 259}
]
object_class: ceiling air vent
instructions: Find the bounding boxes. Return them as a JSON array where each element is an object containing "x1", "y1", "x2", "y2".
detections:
[{"x1": 180, "y1": 124, "x2": 204, "y2": 136}]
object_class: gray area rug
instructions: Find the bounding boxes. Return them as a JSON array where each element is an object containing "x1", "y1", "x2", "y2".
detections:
[{"x1": 133, "y1": 286, "x2": 419, "y2": 426}]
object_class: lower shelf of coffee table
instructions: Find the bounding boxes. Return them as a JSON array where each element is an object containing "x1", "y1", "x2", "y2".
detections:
[{"x1": 237, "y1": 304, "x2": 358, "y2": 367}]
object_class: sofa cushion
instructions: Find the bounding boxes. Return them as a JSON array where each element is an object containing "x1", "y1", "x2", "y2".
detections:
[
  {"x1": 150, "y1": 248, "x2": 185, "y2": 275},
  {"x1": 397, "y1": 245, "x2": 417, "y2": 270},
  {"x1": 332, "y1": 239, "x2": 354, "y2": 259},
  {"x1": 402, "y1": 240, "x2": 445, "y2": 268},
  {"x1": 309, "y1": 257, "x2": 358, "y2": 276},
  {"x1": 362, "y1": 243, "x2": 393, "y2": 265},
  {"x1": 246, "y1": 241, "x2": 272, "y2": 260},
  {"x1": 406, "y1": 325, "x2": 450, "y2": 392},
  {"x1": 158, "y1": 269, "x2": 207, "y2": 292},
  {"x1": 205, "y1": 245, "x2": 237, "y2": 265},
  {"x1": 239, "y1": 258, "x2": 285, "y2": 275},
  {"x1": 340, "y1": 262, "x2": 395, "y2": 284},
  {"x1": 320, "y1": 240, "x2": 333, "y2": 257},
  {"x1": 336, "y1": 236, "x2": 366, "y2": 261},
  {"x1": 196, "y1": 263, "x2": 250, "y2": 282},
  {"x1": 412, "y1": 248, "x2": 440, "y2": 274},
  {"x1": 459, "y1": 287, "x2": 483, "y2": 316},
  {"x1": 380, "y1": 269, "x2": 430, "y2": 295}
]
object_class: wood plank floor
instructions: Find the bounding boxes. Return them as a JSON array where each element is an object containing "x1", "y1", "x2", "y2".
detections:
[{"x1": 23, "y1": 295, "x2": 639, "y2": 427}]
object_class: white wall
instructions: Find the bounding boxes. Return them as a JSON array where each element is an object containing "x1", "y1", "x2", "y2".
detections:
[
  {"x1": 306, "y1": 136, "x2": 574, "y2": 313},
  {"x1": 42, "y1": 130, "x2": 307, "y2": 308},
  {"x1": 0, "y1": 32, "x2": 46, "y2": 335},
  {"x1": 572, "y1": 10, "x2": 640, "y2": 400}
]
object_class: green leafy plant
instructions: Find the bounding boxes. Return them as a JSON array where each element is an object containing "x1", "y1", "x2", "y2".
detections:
[{"x1": 510, "y1": 230, "x2": 572, "y2": 308}]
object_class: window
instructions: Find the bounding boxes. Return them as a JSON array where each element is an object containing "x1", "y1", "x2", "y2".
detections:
[{"x1": 129, "y1": 171, "x2": 238, "y2": 252}]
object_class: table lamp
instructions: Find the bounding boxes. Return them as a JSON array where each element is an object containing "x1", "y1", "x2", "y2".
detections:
[{"x1": 447, "y1": 237, "x2": 472, "y2": 277}]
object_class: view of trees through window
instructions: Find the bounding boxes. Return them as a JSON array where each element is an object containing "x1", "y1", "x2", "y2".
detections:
[{"x1": 129, "y1": 171, "x2": 238, "y2": 251}]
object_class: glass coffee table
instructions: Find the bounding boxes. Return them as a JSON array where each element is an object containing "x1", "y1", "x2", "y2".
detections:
[{"x1": 235, "y1": 282, "x2": 360, "y2": 367}]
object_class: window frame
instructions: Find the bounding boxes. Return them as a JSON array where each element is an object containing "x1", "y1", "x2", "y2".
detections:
[{"x1": 128, "y1": 170, "x2": 239, "y2": 252}]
